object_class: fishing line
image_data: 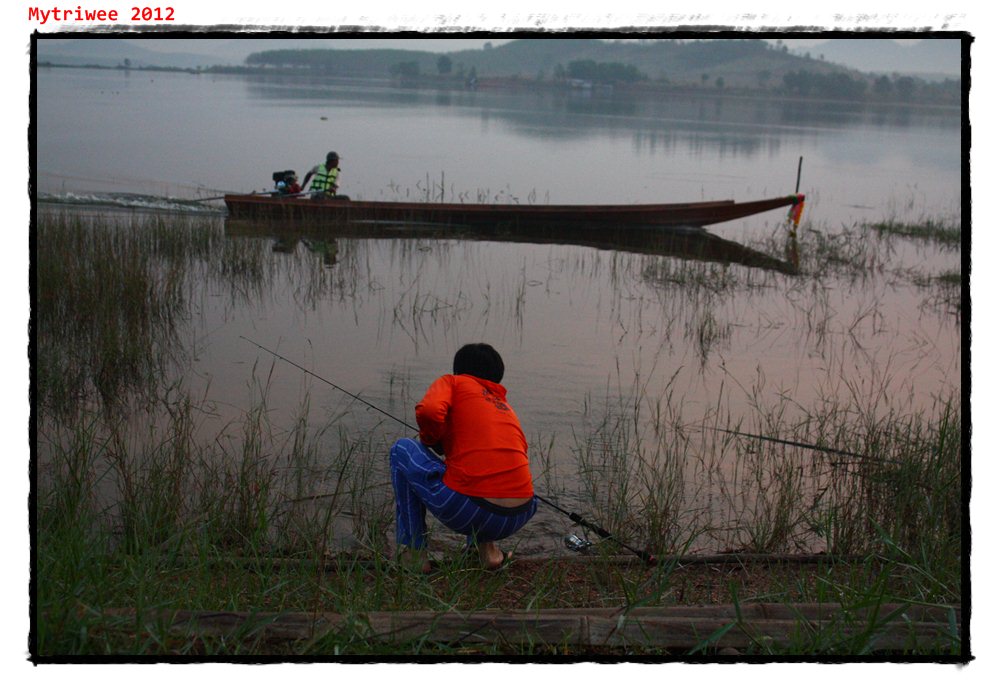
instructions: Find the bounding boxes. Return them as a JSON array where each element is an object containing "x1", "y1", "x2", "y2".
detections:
[{"x1": 241, "y1": 336, "x2": 417, "y2": 432}]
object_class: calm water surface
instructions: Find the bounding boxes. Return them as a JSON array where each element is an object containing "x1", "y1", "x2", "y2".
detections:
[
  {"x1": 36, "y1": 69, "x2": 961, "y2": 225},
  {"x1": 35, "y1": 67, "x2": 963, "y2": 554}
]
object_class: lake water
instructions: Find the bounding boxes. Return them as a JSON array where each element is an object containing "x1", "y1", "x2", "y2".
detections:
[
  {"x1": 34, "y1": 66, "x2": 963, "y2": 555},
  {"x1": 36, "y1": 68, "x2": 961, "y2": 225}
]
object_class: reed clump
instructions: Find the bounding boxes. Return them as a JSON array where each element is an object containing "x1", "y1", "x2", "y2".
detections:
[
  {"x1": 571, "y1": 369, "x2": 706, "y2": 558},
  {"x1": 36, "y1": 213, "x2": 219, "y2": 416},
  {"x1": 710, "y1": 393, "x2": 962, "y2": 611},
  {"x1": 562, "y1": 360, "x2": 961, "y2": 601},
  {"x1": 870, "y1": 218, "x2": 962, "y2": 249},
  {"x1": 35, "y1": 380, "x2": 379, "y2": 654}
]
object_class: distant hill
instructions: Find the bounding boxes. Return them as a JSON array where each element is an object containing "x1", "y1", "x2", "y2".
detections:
[
  {"x1": 452, "y1": 38, "x2": 962, "y2": 83},
  {"x1": 791, "y1": 38, "x2": 961, "y2": 77},
  {"x1": 243, "y1": 38, "x2": 860, "y2": 89},
  {"x1": 35, "y1": 38, "x2": 497, "y2": 68}
]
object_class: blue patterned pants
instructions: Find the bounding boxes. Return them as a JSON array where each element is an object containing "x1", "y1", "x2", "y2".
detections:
[{"x1": 389, "y1": 438, "x2": 537, "y2": 549}]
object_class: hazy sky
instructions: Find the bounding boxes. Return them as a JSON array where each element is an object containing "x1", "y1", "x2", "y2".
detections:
[
  {"x1": 133, "y1": 38, "x2": 508, "y2": 54},
  {"x1": 133, "y1": 36, "x2": 919, "y2": 54}
]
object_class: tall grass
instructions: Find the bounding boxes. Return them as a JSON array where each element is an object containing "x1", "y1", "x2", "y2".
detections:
[
  {"x1": 36, "y1": 213, "x2": 218, "y2": 416},
  {"x1": 720, "y1": 395, "x2": 961, "y2": 573},
  {"x1": 33, "y1": 208, "x2": 963, "y2": 655},
  {"x1": 573, "y1": 367, "x2": 707, "y2": 557},
  {"x1": 561, "y1": 355, "x2": 961, "y2": 600},
  {"x1": 382, "y1": 172, "x2": 548, "y2": 205},
  {"x1": 35, "y1": 378, "x2": 375, "y2": 653}
]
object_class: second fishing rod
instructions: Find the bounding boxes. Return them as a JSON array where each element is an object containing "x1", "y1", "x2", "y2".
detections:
[{"x1": 241, "y1": 336, "x2": 658, "y2": 566}]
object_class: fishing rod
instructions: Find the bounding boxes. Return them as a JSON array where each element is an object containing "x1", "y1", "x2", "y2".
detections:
[
  {"x1": 241, "y1": 336, "x2": 658, "y2": 566},
  {"x1": 535, "y1": 496, "x2": 656, "y2": 565},
  {"x1": 712, "y1": 427, "x2": 895, "y2": 464}
]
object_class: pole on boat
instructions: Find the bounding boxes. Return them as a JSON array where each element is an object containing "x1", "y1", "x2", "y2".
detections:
[
  {"x1": 192, "y1": 193, "x2": 237, "y2": 202},
  {"x1": 785, "y1": 156, "x2": 805, "y2": 271},
  {"x1": 196, "y1": 190, "x2": 311, "y2": 203},
  {"x1": 240, "y1": 336, "x2": 659, "y2": 567},
  {"x1": 194, "y1": 192, "x2": 260, "y2": 203}
]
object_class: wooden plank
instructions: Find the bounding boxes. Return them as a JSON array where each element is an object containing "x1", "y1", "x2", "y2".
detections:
[
  {"x1": 336, "y1": 610, "x2": 957, "y2": 651},
  {"x1": 589, "y1": 616, "x2": 954, "y2": 652},
  {"x1": 106, "y1": 604, "x2": 961, "y2": 653},
  {"x1": 600, "y1": 553, "x2": 871, "y2": 566},
  {"x1": 538, "y1": 602, "x2": 959, "y2": 623},
  {"x1": 164, "y1": 552, "x2": 871, "y2": 573}
]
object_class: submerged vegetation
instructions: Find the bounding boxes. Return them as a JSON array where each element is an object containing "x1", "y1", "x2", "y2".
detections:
[
  {"x1": 33, "y1": 208, "x2": 964, "y2": 656},
  {"x1": 870, "y1": 218, "x2": 963, "y2": 249},
  {"x1": 36, "y1": 214, "x2": 216, "y2": 416}
]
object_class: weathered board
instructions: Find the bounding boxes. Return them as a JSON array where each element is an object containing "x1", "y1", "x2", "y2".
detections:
[
  {"x1": 106, "y1": 602, "x2": 960, "y2": 653},
  {"x1": 166, "y1": 552, "x2": 870, "y2": 573}
]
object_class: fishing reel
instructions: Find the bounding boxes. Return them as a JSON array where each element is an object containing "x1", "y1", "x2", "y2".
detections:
[{"x1": 563, "y1": 534, "x2": 594, "y2": 554}]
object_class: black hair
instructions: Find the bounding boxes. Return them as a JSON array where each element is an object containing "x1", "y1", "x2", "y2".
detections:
[{"x1": 453, "y1": 343, "x2": 505, "y2": 384}]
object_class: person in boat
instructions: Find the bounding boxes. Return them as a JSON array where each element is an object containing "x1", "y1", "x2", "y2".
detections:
[
  {"x1": 390, "y1": 343, "x2": 537, "y2": 573},
  {"x1": 301, "y1": 151, "x2": 340, "y2": 199}
]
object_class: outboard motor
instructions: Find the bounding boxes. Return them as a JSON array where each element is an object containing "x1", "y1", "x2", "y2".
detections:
[{"x1": 272, "y1": 170, "x2": 297, "y2": 194}]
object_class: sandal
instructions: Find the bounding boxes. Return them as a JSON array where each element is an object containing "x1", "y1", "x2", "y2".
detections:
[
  {"x1": 484, "y1": 550, "x2": 514, "y2": 572},
  {"x1": 458, "y1": 543, "x2": 513, "y2": 571}
]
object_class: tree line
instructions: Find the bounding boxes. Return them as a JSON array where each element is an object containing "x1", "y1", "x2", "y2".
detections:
[
  {"x1": 781, "y1": 69, "x2": 959, "y2": 102},
  {"x1": 242, "y1": 43, "x2": 959, "y2": 105},
  {"x1": 557, "y1": 60, "x2": 646, "y2": 84}
]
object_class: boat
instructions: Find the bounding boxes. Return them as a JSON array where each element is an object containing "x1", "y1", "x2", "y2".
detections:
[{"x1": 223, "y1": 193, "x2": 805, "y2": 230}]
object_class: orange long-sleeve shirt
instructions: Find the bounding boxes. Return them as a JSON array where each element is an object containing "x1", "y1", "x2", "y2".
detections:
[{"x1": 414, "y1": 374, "x2": 534, "y2": 498}]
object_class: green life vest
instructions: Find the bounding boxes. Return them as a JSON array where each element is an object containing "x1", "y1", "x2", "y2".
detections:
[{"x1": 309, "y1": 164, "x2": 340, "y2": 194}]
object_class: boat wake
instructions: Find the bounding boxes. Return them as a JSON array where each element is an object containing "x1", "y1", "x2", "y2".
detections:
[{"x1": 37, "y1": 191, "x2": 226, "y2": 215}]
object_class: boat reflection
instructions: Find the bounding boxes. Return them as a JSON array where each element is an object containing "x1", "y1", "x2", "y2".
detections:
[{"x1": 226, "y1": 218, "x2": 798, "y2": 275}]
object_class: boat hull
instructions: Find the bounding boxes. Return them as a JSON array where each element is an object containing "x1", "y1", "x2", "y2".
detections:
[{"x1": 223, "y1": 194, "x2": 802, "y2": 229}]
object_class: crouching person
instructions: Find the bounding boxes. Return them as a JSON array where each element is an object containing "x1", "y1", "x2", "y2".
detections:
[{"x1": 389, "y1": 343, "x2": 537, "y2": 572}]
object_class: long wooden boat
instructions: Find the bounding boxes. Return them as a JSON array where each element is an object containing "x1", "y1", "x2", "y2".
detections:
[{"x1": 224, "y1": 192, "x2": 804, "y2": 229}]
